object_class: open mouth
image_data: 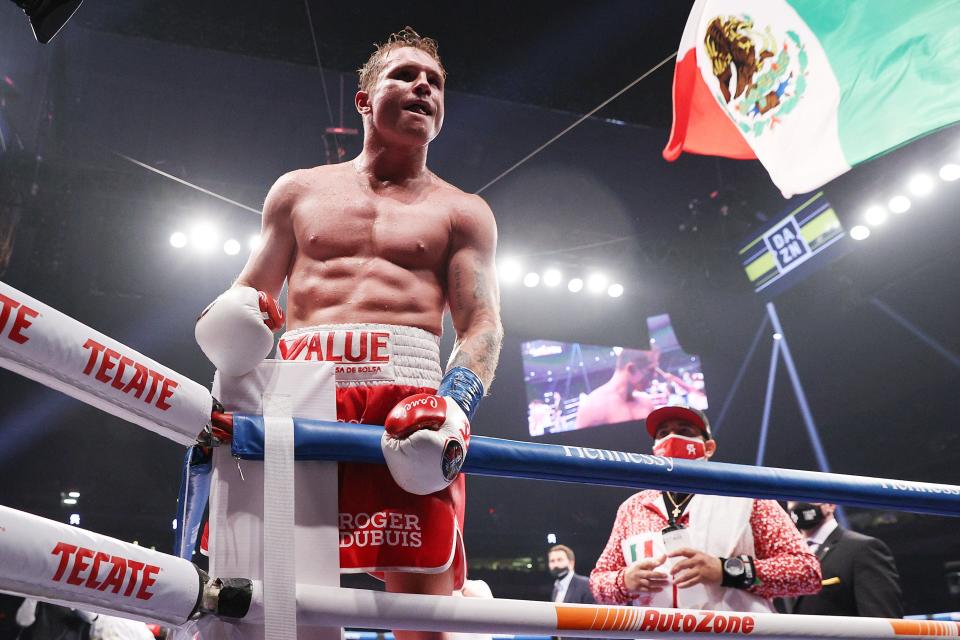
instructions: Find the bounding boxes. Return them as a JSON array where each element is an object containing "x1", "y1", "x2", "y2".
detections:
[{"x1": 404, "y1": 103, "x2": 432, "y2": 116}]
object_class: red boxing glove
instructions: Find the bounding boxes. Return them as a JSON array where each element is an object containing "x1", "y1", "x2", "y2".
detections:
[
  {"x1": 381, "y1": 394, "x2": 470, "y2": 495},
  {"x1": 257, "y1": 291, "x2": 285, "y2": 332}
]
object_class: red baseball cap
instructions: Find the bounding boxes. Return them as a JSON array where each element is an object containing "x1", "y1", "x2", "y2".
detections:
[{"x1": 645, "y1": 405, "x2": 712, "y2": 440}]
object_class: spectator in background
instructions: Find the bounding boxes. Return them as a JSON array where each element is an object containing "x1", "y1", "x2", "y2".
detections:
[
  {"x1": 575, "y1": 349, "x2": 659, "y2": 428},
  {"x1": 590, "y1": 405, "x2": 821, "y2": 612},
  {"x1": 780, "y1": 502, "x2": 903, "y2": 617},
  {"x1": 548, "y1": 545, "x2": 595, "y2": 606},
  {"x1": 548, "y1": 545, "x2": 601, "y2": 640},
  {"x1": 15, "y1": 598, "x2": 95, "y2": 640}
]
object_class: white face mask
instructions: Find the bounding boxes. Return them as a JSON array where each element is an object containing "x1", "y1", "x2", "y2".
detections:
[{"x1": 653, "y1": 433, "x2": 707, "y2": 460}]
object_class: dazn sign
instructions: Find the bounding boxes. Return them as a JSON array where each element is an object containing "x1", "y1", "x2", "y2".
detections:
[{"x1": 763, "y1": 217, "x2": 812, "y2": 273}]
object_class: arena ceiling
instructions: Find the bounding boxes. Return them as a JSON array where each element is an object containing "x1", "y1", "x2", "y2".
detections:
[{"x1": 74, "y1": 0, "x2": 694, "y2": 129}]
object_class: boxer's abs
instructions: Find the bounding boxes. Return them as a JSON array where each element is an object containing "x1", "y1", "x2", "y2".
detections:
[{"x1": 286, "y1": 257, "x2": 447, "y2": 336}]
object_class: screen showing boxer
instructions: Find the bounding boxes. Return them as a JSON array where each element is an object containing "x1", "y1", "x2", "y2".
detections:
[{"x1": 522, "y1": 316, "x2": 707, "y2": 436}]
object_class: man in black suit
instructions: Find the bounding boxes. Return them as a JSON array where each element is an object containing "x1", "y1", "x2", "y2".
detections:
[
  {"x1": 549, "y1": 544, "x2": 601, "y2": 640},
  {"x1": 549, "y1": 544, "x2": 595, "y2": 605},
  {"x1": 782, "y1": 502, "x2": 903, "y2": 617}
]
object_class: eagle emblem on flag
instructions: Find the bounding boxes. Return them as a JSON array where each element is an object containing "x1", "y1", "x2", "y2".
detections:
[{"x1": 703, "y1": 15, "x2": 808, "y2": 137}]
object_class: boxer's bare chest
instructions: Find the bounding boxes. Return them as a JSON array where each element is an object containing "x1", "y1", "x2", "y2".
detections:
[{"x1": 291, "y1": 176, "x2": 453, "y2": 273}]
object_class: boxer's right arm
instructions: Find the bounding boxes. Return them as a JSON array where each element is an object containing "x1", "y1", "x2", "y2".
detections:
[
  {"x1": 195, "y1": 173, "x2": 300, "y2": 375},
  {"x1": 235, "y1": 171, "x2": 301, "y2": 298}
]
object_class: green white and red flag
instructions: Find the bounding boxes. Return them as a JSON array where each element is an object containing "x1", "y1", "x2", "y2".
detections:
[{"x1": 663, "y1": 0, "x2": 960, "y2": 197}]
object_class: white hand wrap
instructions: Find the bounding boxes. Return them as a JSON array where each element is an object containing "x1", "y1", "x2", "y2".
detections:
[
  {"x1": 381, "y1": 397, "x2": 470, "y2": 496},
  {"x1": 195, "y1": 286, "x2": 274, "y2": 376}
]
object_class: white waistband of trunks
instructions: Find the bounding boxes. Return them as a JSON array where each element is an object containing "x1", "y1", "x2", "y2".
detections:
[{"x1": 277, "y1": 323, "x2": 442, "y2": 388}]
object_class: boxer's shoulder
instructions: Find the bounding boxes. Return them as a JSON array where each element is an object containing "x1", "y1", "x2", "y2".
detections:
[
  {"x1": 440, "y1": 188, "x2": 496, "y2": 245},
  {"x1": 272, "y1": 165, "x2": 349, "y2": 198},
  {"x1": 263, "y1": 168, "x2": 316, "y2": 220}
]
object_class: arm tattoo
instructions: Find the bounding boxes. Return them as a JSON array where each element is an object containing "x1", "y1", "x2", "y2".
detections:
[
  {"x1": 449, "y1": 327, "x2": 503, "y2": 391},
  {"x1": 472, "y1": 257, "x2": 490, "y2": 308},
  {"x1": 453, "y1": 264, "x2": 466, "y2": 311}
]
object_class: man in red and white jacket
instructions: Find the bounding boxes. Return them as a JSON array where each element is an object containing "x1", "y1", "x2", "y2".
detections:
[{"x1": 590, "y1": 405, "x2": 821, "y2": 612}]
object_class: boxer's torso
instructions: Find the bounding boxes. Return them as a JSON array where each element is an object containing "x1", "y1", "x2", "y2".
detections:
[{"x1": 283, "y1": 162, "x2": 466, "y2": 336}]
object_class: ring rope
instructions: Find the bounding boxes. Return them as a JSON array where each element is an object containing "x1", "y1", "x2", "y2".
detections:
[{"x1": 228, "y1": 415, "x2": 960, "y2": 517}]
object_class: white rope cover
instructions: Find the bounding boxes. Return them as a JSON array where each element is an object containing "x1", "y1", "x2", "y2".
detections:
[
  {"x1": 0, "y1": 506, "x2": 201, "y2": 626},
  {"x1": 245, "y1": 585, "x2": 959, "y2": 640},
  {"x1": 0, "y1": 281, "x2": 211, "y2": 445}
]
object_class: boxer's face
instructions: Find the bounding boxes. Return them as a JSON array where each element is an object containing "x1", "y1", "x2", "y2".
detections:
[
  {"x1": 627, "y1": 361, "x2": 657, "y2": 391},
  {"x1": 357, "y1": 47, "x2": 445, "y2": 146}
]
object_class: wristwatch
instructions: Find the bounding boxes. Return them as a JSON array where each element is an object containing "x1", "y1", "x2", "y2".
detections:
[{"x1": 721, "y1": 555, "x2": 757, "y2": 589}]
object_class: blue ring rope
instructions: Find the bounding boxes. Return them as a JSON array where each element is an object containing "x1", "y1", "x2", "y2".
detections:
[{"x1": 229, "y1": 415, "x2": 960, "y2": 517}]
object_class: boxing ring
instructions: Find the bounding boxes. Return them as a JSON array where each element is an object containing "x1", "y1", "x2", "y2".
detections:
[{"x1": 2, "y1": 279, "x2": 960, "y2": 640}]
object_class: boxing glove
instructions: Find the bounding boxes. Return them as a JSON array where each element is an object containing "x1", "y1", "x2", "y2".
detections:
[
  {"x1": 195, "y1": 286, "x2": 284, "y2": 376},
  {"x1": 381, "y1": 394, "x2": 470, "y2": 495},
  {"x1": 380, "y1": 367, "x2": 484, "y2": 495}
]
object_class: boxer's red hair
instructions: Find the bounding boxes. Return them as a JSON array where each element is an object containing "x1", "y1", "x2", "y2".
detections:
[{"x1": 357, "y1": 26, "x2": 446, "y2": 93}]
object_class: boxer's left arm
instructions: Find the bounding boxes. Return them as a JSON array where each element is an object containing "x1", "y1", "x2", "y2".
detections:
[
  {"x1": 380, "y1": 195, "x2": 501, "y2": 495},
  {"x1": 445, "y1": 194, "x2": 503, "y2": 395}
]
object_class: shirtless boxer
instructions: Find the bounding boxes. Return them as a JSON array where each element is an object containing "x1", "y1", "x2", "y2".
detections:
[
  {"x1": 575, "y1": 348, "x2": 658, "y2": 428},
  {"x1": 195, "y1": 28, "x2": 502, "y2": 640}
]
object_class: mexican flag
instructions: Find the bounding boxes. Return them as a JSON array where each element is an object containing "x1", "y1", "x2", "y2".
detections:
[{"x1": 663, "y1": 0, "x2": 960, "y2": 197}]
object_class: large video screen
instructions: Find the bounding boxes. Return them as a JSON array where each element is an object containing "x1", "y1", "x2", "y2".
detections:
[{"x1": 522, "y1": 314, "x2": 708, "y2": 437}]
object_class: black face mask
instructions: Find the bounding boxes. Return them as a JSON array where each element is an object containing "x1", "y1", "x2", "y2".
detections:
[
  {"x1": 790, "y1": 503, "x2": 825, "y2": 530},
  {"x1": 550, "y1": 567, "x2": 570, "y2": 580}
]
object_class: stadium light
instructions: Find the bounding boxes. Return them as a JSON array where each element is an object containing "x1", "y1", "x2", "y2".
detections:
[
  {"x1": 169, "y1": 231, "x2": 187, "y2": 248},
  {"x1": 940, "y1": 163, "x2": 960, "y2": 182},
  {"x1": 607, "y1": 283, "x2": 624, "y2": 298},
  {"x1": 567, "y1": 278, "x2": 584, "y2": 293},
  {"x1": 547, "y1": 533, "x2": 557, "y2": 544},
  {"x1": 223, "y1": 239, "x2": 241, "y2": 255},
  {"x1": 888, "y1": 196, "x2": 911, "y2": 214},
  {"x1": 908, "y1": 173, "x2": 934, "y2": 196},
  {"x1": 248, "y1": 234, "x2": 263, "y2": 251},
  {"x1": 542, "y1": 269, "x2": 562, "y2": 287},
  {"x1": 523, "y1": 272, "x2": 540, "y2": 288},
  {"x1": 499, "y1": 259, "x2": 523, "y2": 284},
  {"x1": 587, "y1": 273, "x2": 608, "y2": 294},
  {"x1": 850, "y1": 225, "x2": 871, "y2": 240},
  {"x1": 189, "y1": 222, "x2": 219, "y2": 252},
  {"x1": 864, "y1": 205, "x2": 887, "y2": 226}
]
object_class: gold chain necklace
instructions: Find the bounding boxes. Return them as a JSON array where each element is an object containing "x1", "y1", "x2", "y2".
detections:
[{"x1": 664, "y1": 492, "x2": 693, "y2": 520}]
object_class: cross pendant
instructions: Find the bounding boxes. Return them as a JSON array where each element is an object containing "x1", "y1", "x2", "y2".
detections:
[{"x1": 672, "y1": 506, "x2": 682, "y2": 519}]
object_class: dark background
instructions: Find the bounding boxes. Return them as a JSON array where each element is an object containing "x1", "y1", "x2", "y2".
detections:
[{"x1": 0, "y1": 0, "x2": 958, "y2": 616}]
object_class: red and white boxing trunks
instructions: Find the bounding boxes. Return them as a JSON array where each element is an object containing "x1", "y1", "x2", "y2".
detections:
[{"x1": 277, "y1": 322, "x2": 466, "y2": 588}]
